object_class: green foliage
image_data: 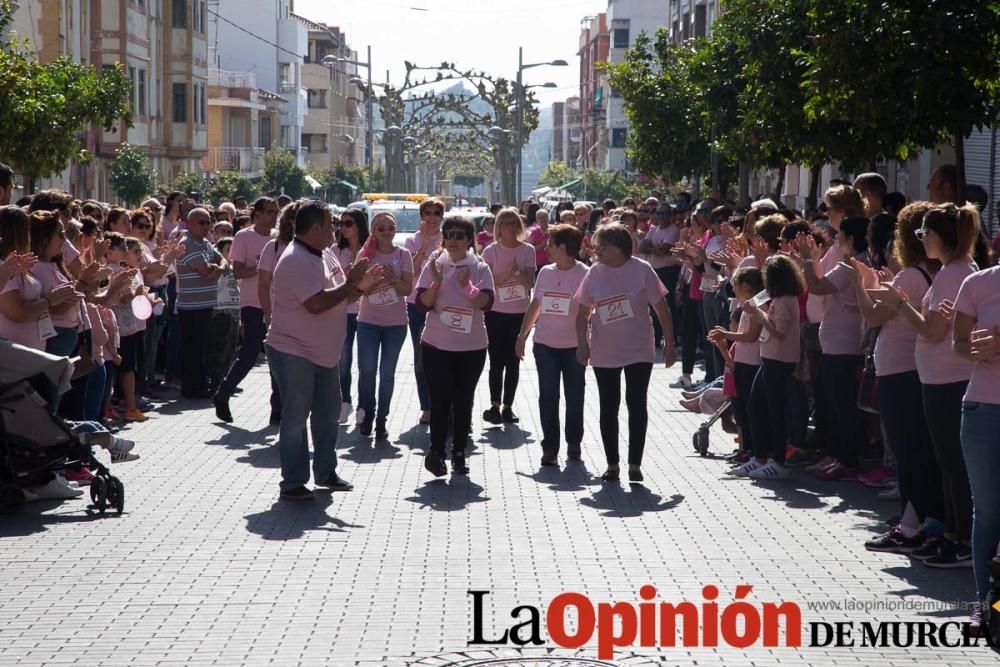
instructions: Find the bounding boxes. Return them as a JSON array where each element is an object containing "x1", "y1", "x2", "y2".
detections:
[
  {"x1": 261, "y1": 147, "x2": 307, "y2": 198},
  {"x1": 310, "y1": 163, "x2": 368, "y2": 204},
  {"x1": 538, "y1": 161, "x2": 578, "y2": 188},
  {"x1": 0, "y1": 1, "x2": 133, "y2": 188},
  {"x1": 161, "y1": 172, "x2": 204, "y2": 197},
  {"x1": 537, "y1": 161, "x2": 642, "y2": 202},
  {"x1": 204, "y1": 171, "x2": 260, "y2": 205},
  {"x1": 108, "y1": 144, "x2": 155, "y2": 206},
  {"x1": 452, "y1": 175, "x2": 484, "y2": 191}
]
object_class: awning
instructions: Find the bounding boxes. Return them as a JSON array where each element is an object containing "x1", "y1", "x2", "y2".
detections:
[
  {"x1": 305, "y1": 174, "x2": 322, "y2": 190},
  {"x1": 556, "y1": 177, "x2": 583, "y2": 190},
  {"x1": 337, "y1": 178, "x2": 359, "y2": 192}
]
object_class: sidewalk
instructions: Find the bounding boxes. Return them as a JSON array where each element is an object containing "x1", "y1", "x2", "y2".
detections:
[{"x1": 0, "y1": 345, "x2": 983, "y2": 666}]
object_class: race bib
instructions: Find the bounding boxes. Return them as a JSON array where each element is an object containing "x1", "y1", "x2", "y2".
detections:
[
  {"x1": 439, "y1": 306, "x2": 473, "y2": 334},
  {"x1": 759, "y1": 328, "x2": 771, "y2": 343},
  {"x1": 497, "y1": 281, "x2": 526, "y2": 304},
  {"x1": 596, "y1": 294, "x2": 634, "y2": 325},
  {"x1": 541, "y1": 291, "x2": 571, "y2": 317},
  {"x1": 38, "y1": 313, "x2": 57, "y2": 340},
  {"x1": 368, "y1": 284, "x2": 399, "y2": 307},
  {"x1": 329, "y1": 264, "x2": 346, "y2": 288},
  {"x1": 700, "y1": 274, "x2": 719, "y2": 293}
]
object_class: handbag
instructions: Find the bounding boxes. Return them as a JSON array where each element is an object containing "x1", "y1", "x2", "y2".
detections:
[{"x1": 857, "y1": 353, "x2": 879, "y2": 415}]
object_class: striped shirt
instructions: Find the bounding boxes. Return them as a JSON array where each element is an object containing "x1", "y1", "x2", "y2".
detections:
[{"x1": 176, "y1": 233, "x2": 222, "y2": 310}]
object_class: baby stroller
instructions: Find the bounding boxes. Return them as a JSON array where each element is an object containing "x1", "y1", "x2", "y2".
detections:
[
  {"x1": 692, "y1": 398, "x2": 734, "y2": 457},
  {"x1": 0, "y1": 342, "x2": 124, "y2": 514}
]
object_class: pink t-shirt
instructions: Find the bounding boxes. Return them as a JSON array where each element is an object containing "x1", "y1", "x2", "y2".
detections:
[
  {"x1": 733, "y1": 309, "x2": 761, "y2": 366},
  {"x1": 0, "y1": 273, "x2": 46, "y2": 350},
  {"x1": 358, "y1": 247, "x2": 413, "y2": 327},
  {"x1": 100, "y1": 307, "x2": 119, "y2": 362},
  {"x1": 481, "y1": 241, "x2": 536, "y2": 315},
  {"x1": 416, "y1": 251, "x2": 494, "y2": 352},
  {"x1": 574, "y1": 257, "x2": 667, "y2": 368},
  {"x1": 229, "y1": 227, "x2": 273, "y2": 310},
  {"x1": 759, "y1": 295, "x2": 800, "y2": 363},
  {"x1": 807, "y1": 244, "x2": 843, "y2": 324},
  {"x1": 405, "y1": 231, "x2": 442, "y2": 304},
  {"x1": 62, "y1": 238, "x2": 80, "y2": 268},
  {"x1": 916, "y1": 259, "x2": 975, "y2": 385},
  {"x1": 820, "y1": 255, "x2": 865, "y2": 356},
  {"x1": 31, "y1": 262, "x2": 81, "y2": 330},
  {"x1": 141, "y1": 240, "x2": 169, "y2": 288},
  {"x1": 643, "y1": 224, "x2": 680, "y2": 270},
  {"x1": 953, "y1": 265, "x2": 1000, "y2": 403},
  {"x1": 532, "y1": 262, "x2": 588, "y2": 349},
  {"x1": 526, "y1": 225, "x2": 550, "y2": 266},
  {"x1": 257, "y1": 239, "x2": 286, "y2": 275},
  {"x1": 476, "y1": 231, "x2": 493, "y2": 250},
  {"x1": 874, "y1": 266, "x2": 931, "y2": 377},
  {"x1": 265, "y1": 240, "x2": 347, "y2": 369},
  {"x1": 87, "y1": 303, "x2": 108, "y2": 364}
]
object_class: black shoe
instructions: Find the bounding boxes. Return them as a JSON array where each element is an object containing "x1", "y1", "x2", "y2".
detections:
[
  {"x1": 501, "y1": 406, "x2": 519, "y2": 423},
  {"x1": 424, "y1": 454, "x2": 447, "y2": 477},
  {"x1": 482, "y1": 406, "x2": 502, "y2": 424},
  {"x1": 232, "y1": 387, "x2": 243, "y2": 395},
  {"x1": 910, "y1": 535, "x2": 944, "y2": 561},
  {"x1": 628, "y1": 468, "x2": 644, "y2": 483},
  {"x1": 359, "y1": 416, "x2": 374, "y2": 437},
  {"x1": 181, "y1": 389, "x2": 213, "y2": 400},
  {"x1": 212, "y1": 394, "x2": 233, "y2": 423},
  {"x1": 269, "y1": 411, "x2": 281, "y2": 426},
  {"x1": 924, "y1": 539, "x2": 973, "y2": 569},
  {"x1": 451, "y1": 452, "x2": 469, "y2": 475},
  {"x1": 315, "y1": 474, "x2": 354, "y2": 492},
  {"x1": 375, "y1": 420, "x2": 388, "y2": 440},
  {"x1": 279, "y1": 486, "x2": 313, "y2": 501},
  {"x1": 865, "y1": 529, "x2": 924, "y2": 554},
  {"x1": 540, "y1": 453, "x2": 558, "y2": 467},
  {"x1": 601, "y1": 467, "x2": 620, "y2": 481}
]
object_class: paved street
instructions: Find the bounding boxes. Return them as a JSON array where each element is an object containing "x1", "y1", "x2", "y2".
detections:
[{"x1": 0, "y1": 344, "x2": 985, "y2": 666}]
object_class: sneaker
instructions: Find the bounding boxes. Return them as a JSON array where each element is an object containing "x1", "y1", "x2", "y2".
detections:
[
  {"x1": 109, "y1": 438, "x2": 139, "y2": 463},
  {"x1": 877, "y1": 485, "x2": 900, "y2": 500},
  {"x1": 669, "y1": 376, "x2": 693, "y2": 390},
  {"x1": 451, "y1": 453, "x2": 469, "y2": 475},
  {"x1": 969, "y1": 603, "x2": 986, "y2": 630},
  {"x1": 924, "y1": 540, "x2": 973, "y2": 569},
  {"x1": 786, "y1": 448, "x2": 819, "y2": 467},
  {"x1": 354, "y1": 407, "x2": 366, "y2": 425},
  {"x1": 64, "y1": 467, "x2": 95, "y2": 486},
  {"x1": 136, "y1": 397, "x2": 155, "y2": 412},
  {"x1": 212, "y1": 394, "x2": 233, "y2": 423},
  {"x1": 315, "y1": 474, "x2": 354, "y2": 492},
  {"x1": 339, "y1": 402, "x2": 352, "y2": 424},
  {"x1": 859, "y1": 465, "x2": 895, "y2": 488},
  {"x1": 734, "y1": 458, "x2": 766, "y2": 477},
  {"x1": 805, "y1": 456, "x2": 836, "y2": 473},
  {"x1": 424, "y1": 454, "x2": 447, "y2": 477},
  {"x1": 910, "y1": 535, "x2": 945, "y2": 561},
  {"x1": 501, "y1": 406, "x2": 519, "y2": 423},
  {"x1": 358, "y1": 415, "x2": 374, "y2": 437},
  {"x1": 814, "y1": 462, "x2": 857, "y2": 481},
  {"x1": 374, "y1": 420, "x2": 388, "y2": 440},
  {"x1": 865, "y1": 528, "x2": 924, "y2": 554},
  {"x1": 749, "y1": 459, "x2": 789, "y2": 479},
  {"x1": 726, "y1": 450, "x2": 752, "y2": 464},
  {"x1": 279, "y1": 486, "x2": 314, "y2": 501},
  {"x1": 482, "y1": 406, "x2": 502, "y2": 424},
  {"x1": 784, "y1": 445, "x2": 805, "y2": 463},
  {"x1": 123, "y1": 408, "x2": 148, "y2": 422},
  {"x1": 540, "y1": 453, "x2": 558, "y2": 467}
]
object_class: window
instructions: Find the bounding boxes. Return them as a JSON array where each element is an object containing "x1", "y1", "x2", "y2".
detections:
[
  {"x1": 307, "y1": 89, "x2": 326, "y2": 109},
  {"x1": 137, "y1": 69, "x2": 147, "y2": 116},
  {"x1": 611, "y1": 128, "x2": 627, "y2": 148},
  {"x1": 172, "y1": 0, "x2": 186, "y2": 28},
  {"x1": 609, "y1": 86, "x2": 620, "y2": 99},
  {"x1": 172, "y1": 82, "x2": 187, "y2": 123},
  {"x1": 613, "y1": 28, "x2": 629, "y2": 49},
  {"x1": 280, "y1": 125, "x2": 292, "y2": 149},
  {"x1": 259, "y1": 117, "x2": 272, "y2": 148},
  {"x1": 128, "y1": 66, "x2": 136, "y2": 111}
]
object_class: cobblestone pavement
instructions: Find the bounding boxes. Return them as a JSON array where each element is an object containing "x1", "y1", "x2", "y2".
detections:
[{"x1": 0, "y1": 344, "x2": 988, "y2": 666}]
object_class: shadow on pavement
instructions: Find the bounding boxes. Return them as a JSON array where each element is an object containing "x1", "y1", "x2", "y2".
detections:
[
  {"x1": 205, "y1": 424, "x2": 275, "y2": 450},
  {"x1": 515, "y1": 460, "x2": 593, "y2": 492},
  {"x1": 478, "y1": 424, "x2": 535, "y2": 450},
  {"x1": 244, "y1": 493, "x2": 363, "y2": 540},
  {"x1": 0, "y1": 499, "x2": 122, "y2": 538},
  {"x1": 235, "y1": 442, "x2": 280, "y2": 469},
  {"x1": 395, "y1": 423, "x2": 429, "y2": 452},
  {"x1": 406, "y1": 477, "x2": 489, "y2": 511},
  {"x1": 579, "y1": 484, "x2": 685, "y2": 518},
  {"x1": 341, "y1": 436, "x2": 404, "y2": 464}
]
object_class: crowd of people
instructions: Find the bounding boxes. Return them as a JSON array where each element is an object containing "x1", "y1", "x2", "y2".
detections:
[{"x1": 1, "y1": 159, "x2": 997, "y2": 628}]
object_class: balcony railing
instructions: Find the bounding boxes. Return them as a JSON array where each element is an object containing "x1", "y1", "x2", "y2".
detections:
[
  {"x1": 204, "y1": 147, "x2": 266, "y2": 174},
  {"x1": 209, "y1": 69, "x2": 257, "y2": 89}
]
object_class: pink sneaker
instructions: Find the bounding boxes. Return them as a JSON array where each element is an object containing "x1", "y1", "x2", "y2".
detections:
[
  {"x1": 859, "y1": 465, "x2": 895, "y2": 488},
  {"x1": 64, "y1": 467, "x2": 95, "y2": 486},
  {"x1": 814, "y1": 462, "x2": 858, "y2": 481}
]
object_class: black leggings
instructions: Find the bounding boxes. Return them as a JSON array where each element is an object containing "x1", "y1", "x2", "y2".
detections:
[
  {"x1": 922, "y1": 381, "x2": 972, "y2": 540},
  {"x1": 748, "y1": 358, "x2": 796, "y2": 464},
  {"x1": 421, "y1": 344, "x2": 487, "y2": 458},
  {"x1": 593, "y1": 363, "x2": 653, "y2": 466},
  {"x1": 485, "y1": 311, "x2": 524, "y2": 407},
  {"x1": 681, "y1": 296, "x2": 706, "y2": 375},
  {"x1": 733, "y1": 362, "x2": 759, "y2": 454},
  {"x1": 819, "y1": 353, "x2": 865, "y2": 468}
]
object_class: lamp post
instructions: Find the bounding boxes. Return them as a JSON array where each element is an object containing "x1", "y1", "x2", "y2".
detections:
[
  {"x1": 516, "y1": 49, "x2": 567, "y2": 203},
  {"x1": 322, "y1": 45, "x2": 374, "y2": 186}
]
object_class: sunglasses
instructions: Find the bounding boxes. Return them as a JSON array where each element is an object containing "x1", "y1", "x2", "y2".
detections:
[
  {"x1": 423, "y1": 209, "x2": 444, "y2": 217},
  {"x1": 340, "y1": 219, "x2": 356, "y2": 228},
  {"x1": 914, "y1": 228, "x2": 930, "y2": 240},
  {"x1": 444, "y1": 231, "x2": 469, "y2": 241},
  {"x1": 134, "y1": 222, "x2": 152, "y2": 229}
]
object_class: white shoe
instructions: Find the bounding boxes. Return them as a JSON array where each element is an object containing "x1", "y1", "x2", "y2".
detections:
[
  {"x1": 340, "y1": 402, "x2": 352, "y2": 424},
  {"x1": 33, "y1": 477, "x2": 84, "y2": 499},
  {"x1": 749, "y1": 459, "x2": 789, "y2": 479},
  {"x1": 110, "y1": 438, "x2": 138, "y2": 463},
  {"x1": 734, "y1": 458, "x2": 765, "y2": 477},
  {"x1": 354, "y1": 407, "x2": 365, "y2": 425},
  {"x1": 877, "y1": 485, "x2": 900, "y2": 500},
  {"x1": 669, "y1": 376, "x2": 693, "y2": 389}
]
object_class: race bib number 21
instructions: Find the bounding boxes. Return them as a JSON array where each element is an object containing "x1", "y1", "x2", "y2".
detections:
[{"x1": 596, "y1": 294, "x2": 634, "y2": 325}]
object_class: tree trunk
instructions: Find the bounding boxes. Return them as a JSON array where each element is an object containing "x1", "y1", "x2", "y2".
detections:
[
  {"x1": 773, "y1": 165, "x2": 786, "y2": 203},
  {"x1": 27, "y1": 177, "x2": 36, "y2": 195},
  {"x1": 738, "y1": 161, "x2": 750, "y2": 207},
  {"x1": 954, "y1": 132, "x2": 967, "y2": 205},
  {"x1": 806, "y1": 163, "x2": 823, "y2": 213}
]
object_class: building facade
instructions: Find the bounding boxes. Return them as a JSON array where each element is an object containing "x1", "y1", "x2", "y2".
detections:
[
  {"x1": 578, "y1": 13, "x2": 609, "y2": 170},
  {"x1": 205, "y1": 65, "x2": 285, "y2": 180}
]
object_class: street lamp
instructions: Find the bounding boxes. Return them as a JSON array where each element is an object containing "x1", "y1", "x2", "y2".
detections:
[
  {"x1": 322, "y1": 45, "x2": 375, "y2": 186},
  {"x1": 516, "y1": 49, "x2": 568, "y2": 202}
]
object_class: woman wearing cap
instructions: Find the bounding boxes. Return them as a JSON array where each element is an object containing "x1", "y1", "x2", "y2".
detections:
[
  {"x1": 575, "y1": 223, "x2": 676, "y2": 482},
  {"x1": 355, "y1": 212, "x2": 413, "y2": 439},
  {"x1": 514, "y1": 224, "x2": 588, "y2": 466},
  {"x1": 416, "y1": 215, "x2": 494, "y2": 477},
  {"x1": 405, "y1": 198, "x2": 445, "y2": 425},
  {"x1": 334, "y1": 208, "x2": 369, "y2": 424},
  {"x1": 481, "y1": 207, "x2": 536, "y2": 424}
]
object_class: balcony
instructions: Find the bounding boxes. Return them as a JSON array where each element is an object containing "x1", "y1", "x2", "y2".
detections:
[
  {"x1": 204, "y1": 147, "x2": 266, "y2": 176},
  {"x1": 209, "y1": 69, "x2": 257, "y2": 89}
]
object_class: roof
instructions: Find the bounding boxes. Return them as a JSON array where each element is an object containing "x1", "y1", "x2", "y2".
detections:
[{"x1": 257, "y1": 89, "x2": 287, "y2": 102}]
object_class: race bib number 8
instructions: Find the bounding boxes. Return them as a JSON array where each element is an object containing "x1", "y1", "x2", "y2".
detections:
[
  {"x1": 498, "y1": 282, "x2": 526, "y2": 304},
  {"x1": 440, "y1": 306, "x2": 473, "y2": 334},
  {"x1": 541, "y1": 291, "x2": 571, "y2": 316},
  {"x1": 596, "y1": 294, "x2": 634, "y2": 325}
]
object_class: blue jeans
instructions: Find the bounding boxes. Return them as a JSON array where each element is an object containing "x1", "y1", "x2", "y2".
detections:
[
  {"x1": 960, "y1": 401, "x2": 1000, "y2": 604},
  {"x1": 85, "y1": 363, "x2": 107, "y2": 422},
  {"x1": 266, "y1": 346, "x2": 342, "y2": 492},
  {"x1": 533, "y1": 342, "x2": 585, "y2": 456},
  {"x1": 406, "y1": 302, "x2": 430, "y2": 410},
  {"x1": 340, "y1": 313, "x2": 358, "y2": 404},
  {"x1": 356, "y1": 322, "x2": 407, "y2": 421}
]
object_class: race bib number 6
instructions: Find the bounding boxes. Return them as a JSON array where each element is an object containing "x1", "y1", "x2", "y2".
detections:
[
  {"x1": 596, "y1": 294, "x2": 634, "y2": 325},
  {"x1": 440, "y1": 306, "x2": 473, "y2": 334},
  {"x1": 541, "y1": 291, "x2": 571, "y2": 316}
]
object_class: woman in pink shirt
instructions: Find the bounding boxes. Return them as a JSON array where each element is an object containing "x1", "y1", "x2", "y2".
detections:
[
  {"x1": 29, "y1": 211, "x2": 84, "y2": 359},
  {"x1": 334, "y1": 208, "x2": 368, "y2": 424},
  {"x1": 481, "y1": 208, "x2": 536, "y2": 425},
  {"x1": 514, "y1": 224, "x2": 588, "y2": 466},
  {"x1": 355, "y1": 212, "x2": 413, "y2": 439},
  {"x1": 416, "y1": 215, "x2": 494, "y2": 477},
  {"x1": 525, "y1": 208, "x2": 550, "y2": 271},
  {"x1": 874, "y1": 202, "x2": 978, "y2": 568},
  {"x1": 475, "y1": 215, "x2": 495, "y2": 253},
  {"x1": 0, "y1": 207, "x2": 53, "y2": 351},
  {"x1": 575, "y1": 223, "x2": 676, "y2": 482}
]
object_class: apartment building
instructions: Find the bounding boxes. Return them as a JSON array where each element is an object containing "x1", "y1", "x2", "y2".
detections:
[
  {"x1": 578, "y1": 13, "x2": 609, "y2": 171},
  {"x1": 205, "y1": 64, "x2": 285, "y2": 179}
]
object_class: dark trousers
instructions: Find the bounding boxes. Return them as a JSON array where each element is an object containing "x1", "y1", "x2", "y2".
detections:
[
  {"x1": 533, "y1": 342, "x2": 585, "y2": 456},
  {"x1": 681, "y1": 295, "x2": 706, "y2": 376},
  {"x1": 179, "y1": 308, "x2": 213, "y2": 396},
  {"x1": 407, "y1": 303, "x2": 430, "y2": 411},
  {"x1": 593, "y1": 362, "x2": 653, "y2": 466},
  {"x1": 210, "y1": 309, "x2": 241, "y2": 389},
  {"x1": 701, "y1": 294, "x2": 723, "y2": 380},
  {"x1": 733, "y1": 361, "x2": 759, "y2": 454},
  {"x1": 819, "y1": 353, "x2": 865, "y2": 468},
  {"x1": 218, "y1": 307, "x2": 266, "y2": 397},
  {"x1": 340, "y1": 313, "x2": 358, "y2": 404},
  {"x1": 165, "y1": 276, "x2": 182, "y2": 382},
  {"x1": 484, "y1": 311, "x2": 525, "y2": 407},
  {"x1": 749, "y1": 358, "x2": 796, "y2": 463},
  {"x1": 879, "y1": 371, "x2": 943, "y2": 522},
  {"x1": 422, "y1": 344, "x2": 487, "y2": 458},
  {"x1": 922, "y1": 381, "x2": 973, "y2": 540},
  {"x1": 653, "y1": 266, "x2": 681, "y2": 346}
]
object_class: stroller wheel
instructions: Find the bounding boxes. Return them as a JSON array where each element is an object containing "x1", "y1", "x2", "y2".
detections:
[
  {"x1": 106, "y1": 477, "x2": 124, "y2": 515},
  {"x1": 695, "y1": 427, "x2": 710, "y2": 457},
  {"x1": 89, "y1": 476, "x2": 107, "y2": 514},
  {"x1": 0, "y1": 484, "x2": 25, "y2": 512}
]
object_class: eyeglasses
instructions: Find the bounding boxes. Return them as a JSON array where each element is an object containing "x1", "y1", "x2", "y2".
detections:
[
  {"x1": 423, "y1": 209, "x2": 444, "y2": 217},
  {"x1": 341, "y1": 219, "x2": 356, "y2": 228},
  {"x1": 444, "y1": 231, "x2": 469, "y2": 241},
  {"x1": 915, "y1": 227, "x2": 930, "y2": 240}
]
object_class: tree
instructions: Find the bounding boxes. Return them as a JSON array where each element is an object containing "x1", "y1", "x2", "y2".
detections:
[
  {"x1": 311, "y1": 163, "x2": 368, "y2": 205},
  {"x1": 108, "y1": 143, "x2": 155, "y2": 206},
  {"x1": 579, "y1": 169, "x2": 644, "y2": 203},
  {"x1": 161, "y1": 172, "x2": 203, "y2": 197},
  {"x1": 538, "y1": 161, "x2": 578, "y2": 188},
  {"x1": 0, "y1": 1, "x2": 132, "y2": 190},
  {"x1": 261, "y1": 147, "x2": 307, "y2": 198},
  {"x1": 204, "y1": 171, "x2": 260, "y2": 205}
]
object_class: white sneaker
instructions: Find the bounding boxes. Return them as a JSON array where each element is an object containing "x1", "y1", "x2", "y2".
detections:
[
  {"x1": 110, "y1": 438, "x2": 138, "y2": 463},
  {"x1": 669, "y1": 376, "x2": 693, "y2": 390},
  {"x1": 339, "y1": 402, "x2": 352, "y2": 424},
  {"x1": 749, "y1": 459, "x2": 789, "y2": 479},
  {"x1": 354, "y1": 407, "x2": 365, "y2": 425},
  {"x1": 734, "y1": 458, "x2": 765, "y2": 477}
]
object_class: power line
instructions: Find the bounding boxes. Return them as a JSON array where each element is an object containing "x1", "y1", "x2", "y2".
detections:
[{"x1": 207, "y1": 8, "x2": 309, "y2": 61}]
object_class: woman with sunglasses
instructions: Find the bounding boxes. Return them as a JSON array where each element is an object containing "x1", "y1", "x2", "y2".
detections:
[
  {"x1": 481, "y1": 207, "x2": 535, "y2": 424},
  {"x1": 575, "y1": 223, "x2": 676, "y2": 483},
  {"x1": 355, "y1": 212, "x2": 413, "y2": 439},
  {"x1": 335, "y1": 208, "x2": 369, "y2": 424},
  {"x1": 405, "y1": 198, "x2": 446, "y2": 425},
  {"x1": 416, "y1": 215, "x2": 494, "y2": 477}
]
